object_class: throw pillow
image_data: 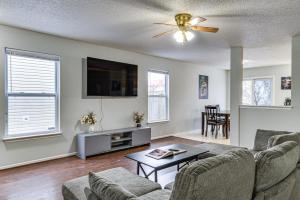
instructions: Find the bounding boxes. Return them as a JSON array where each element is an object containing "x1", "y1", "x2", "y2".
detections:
[
  {"x1": 267, "y1": 132, "x2": 300, "y2": 162},
  {"x1": 253, "y1": 129, "x2": 291, "y2": 151},
  {"x1": 88, "y1": 172, "x2": 136, "y2": 200}
]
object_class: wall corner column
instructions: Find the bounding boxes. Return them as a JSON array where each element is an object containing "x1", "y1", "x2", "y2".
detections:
[
  {"x1": 291, "y1": 35, "x2": 300, "y2": 109},
  {"x1": 230, "y1": 47, "x2": 243, "y2": 146}
]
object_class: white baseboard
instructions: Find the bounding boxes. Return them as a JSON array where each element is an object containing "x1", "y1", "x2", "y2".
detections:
[
  {"x1": 151, "y1": 134, "x2": 175, "y2": 140},
  {"x1": 0, "y1": 152, "x2": 77, "y2": 170},
  {"x1": 151, "y1": 129, "x2": 201, "y2": 140},
  {"x1": 173, "y1": 129, "x2": 201, "y2": 136}
]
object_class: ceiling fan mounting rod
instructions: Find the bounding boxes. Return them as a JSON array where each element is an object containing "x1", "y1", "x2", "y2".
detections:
[{"x1": 175, "y1": 13, "x2": 192, "y2": 27}]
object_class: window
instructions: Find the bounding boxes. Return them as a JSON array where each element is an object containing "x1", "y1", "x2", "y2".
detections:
[
  {"x1": 5, "y1": 48, "x2": 60, "y2": 137},
  {"x1": 148, "y1": 71, "x2": 169, "y2": 123},
  {"x1": 242, "y1": 77, "x2": 273, "y2": 106}
]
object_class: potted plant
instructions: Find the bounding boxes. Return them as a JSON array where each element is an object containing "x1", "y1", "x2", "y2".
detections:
[
  {"x1": 133, "y1": 112, "x2": 144, "y2": 128},
  {"x1": 81, "y1": 112, "x2": 97, "y2": 132}
]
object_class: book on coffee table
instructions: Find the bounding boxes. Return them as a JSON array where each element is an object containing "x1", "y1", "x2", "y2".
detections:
[{"x1": 146, "y1": 148, "x2": 186, "y2": 159}]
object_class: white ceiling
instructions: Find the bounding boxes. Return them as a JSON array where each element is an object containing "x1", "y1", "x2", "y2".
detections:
[{"x1": 0, "y1": 0, "x2": 297, "y2": 69}]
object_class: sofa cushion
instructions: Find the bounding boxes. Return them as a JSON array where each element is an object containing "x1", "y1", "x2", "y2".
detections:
[
  {"x1": 92, "y1": 168, "x2": 161, "y2": 196},
  {"x1": 268, "y1": 132, "x2": 300, "y2": 162},
  {"x1": 163, "y1": 143, "x2": 245, "y2": 192},
  {"x1": 249, "y1": 149, "x2": 260, "y2": 155},
  {"x1": 62, "y1": 167, "x2": 161, "y2": 200},
  {"x1": 253, "y1": 129, "x2": 291, "y2": 151},
  {"x1": 253, "y1": 170, "x2": 297, "y2": 200},
  {"x1": 89, "y1": 172, "x2": 136, "y2": 200},
  {"x1": 170, "y1": 149, "x2": 256, "y2": 200},
  {"x1": 254, "y1": 141, "x2": 299, "y2": 192},
  {"x1": 290, "y1": 164, "x2": 300, "y2": 200},
  {"x1": 133, "y1": 190, "x2": 171, "y2": 200}
]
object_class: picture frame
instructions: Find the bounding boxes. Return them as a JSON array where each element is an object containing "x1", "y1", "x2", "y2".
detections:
[
  {"x1": 199, "y1": 75, "x2": 208, "y2": 99},
  {"x1": 281, "y1": 77, "x2": 291, "y2": 90}
]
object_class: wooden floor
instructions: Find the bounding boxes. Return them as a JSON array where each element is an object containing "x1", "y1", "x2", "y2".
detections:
[{"x1": 0, "y1": 136, "x2": 203, "y2": 200}]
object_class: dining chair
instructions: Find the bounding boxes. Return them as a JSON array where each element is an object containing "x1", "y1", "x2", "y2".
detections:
[
  {"x1": 204, "y1": 105, "x2": 227, "y2": 139},
  {"x1": 215, "y1": 104, "x2": 229, "y2": 136}
]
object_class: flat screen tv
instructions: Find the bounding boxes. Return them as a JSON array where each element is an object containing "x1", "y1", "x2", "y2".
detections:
[{"x1": 86, "y1": 57, "x2": 138, "y2": 97}]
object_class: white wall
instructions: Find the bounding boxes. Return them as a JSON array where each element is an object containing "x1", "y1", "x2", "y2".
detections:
[
  {"x1": 0, "y1": 25, "x2": 227, "y2": 168},
  {"x1": 239, "y1": 36, "x2": 300, "y2": 149},
  {"x1": 243, "y1": 65, "x2": 291, "y2": 106}
]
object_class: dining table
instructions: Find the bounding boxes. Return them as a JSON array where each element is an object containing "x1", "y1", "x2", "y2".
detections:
[{"x1": 201, "y1": 110, "x2": 230, "y2": 139}]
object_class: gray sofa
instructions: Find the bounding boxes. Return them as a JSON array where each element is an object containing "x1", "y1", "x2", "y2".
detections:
[{"x1": 62, "y1": 130, "x2": 300, "y2": 200}]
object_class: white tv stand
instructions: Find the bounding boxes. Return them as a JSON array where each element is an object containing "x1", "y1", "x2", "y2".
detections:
[{"x1": 76, "y1": 127, "x2": 151, "y2": 159}]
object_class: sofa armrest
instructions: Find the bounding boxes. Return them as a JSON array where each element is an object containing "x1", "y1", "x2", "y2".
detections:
[
  {"x1": 133, "y1": 190, "x2": 171, "y2": 200},
  {"x1": 196, "y1": 143, "x2": 244, "y2": 156}
]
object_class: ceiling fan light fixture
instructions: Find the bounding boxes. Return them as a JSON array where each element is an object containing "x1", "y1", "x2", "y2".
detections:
[
  {"x1": 174, "y1": 30, "x2": 194, "y2": 43},
  {"x1": 190, "y1": 18, "x2": 199, "y2": 25},
  {"x1": 185, "y1": 31, "x2": 195, "y2": 41}
]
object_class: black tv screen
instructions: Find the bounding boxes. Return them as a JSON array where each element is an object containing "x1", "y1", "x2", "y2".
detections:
[{"x1": 87, "y1": 57, "x2": 138, "y2": 96}]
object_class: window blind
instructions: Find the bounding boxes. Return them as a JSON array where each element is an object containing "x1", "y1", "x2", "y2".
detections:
[
  {"x1": 5, "y1": 48, "x2": 60, "y2": 136},
  {"x1": 148, "y1": 71, "x2": 169, "y2": 122}
]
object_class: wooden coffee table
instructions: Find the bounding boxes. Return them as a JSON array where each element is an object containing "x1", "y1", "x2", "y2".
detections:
[{"x1": 126, "y1": 144, "x2": 209, "y2": 182}]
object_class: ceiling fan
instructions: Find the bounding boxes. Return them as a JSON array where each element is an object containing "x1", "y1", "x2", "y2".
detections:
[{"x1": 153, "y1": 13, "x2": 219, "y2": 43}]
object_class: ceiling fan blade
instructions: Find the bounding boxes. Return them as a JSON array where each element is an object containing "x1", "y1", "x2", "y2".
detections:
[
  {"x1": 189, "y1": 16, "x2": 207, "y2": 25},
  {"x1": 153, "y1": 23, "x2": 177, "y2": 27},
  {"x1": 191, "y1": 26, "x2": 219, "y2": 33},
  {"x1": 152, "y1": 29, "x2": 176, "y2": 38}
]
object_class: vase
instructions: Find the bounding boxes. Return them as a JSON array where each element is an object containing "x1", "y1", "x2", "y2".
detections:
[
  {"x1": 89, "y1": 125, "x2": 95, "y2": 132},
  {"x1": 136, "y1": 123, "x2": 141, "y2": 128}
]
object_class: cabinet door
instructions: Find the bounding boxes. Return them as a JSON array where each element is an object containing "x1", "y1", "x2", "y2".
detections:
[
  {"x1": 85, "y1": 135, "x2": 111, "y2": 156},
  {"x1": 132, "y1": 128, "x2": 151, "y2": 146}
]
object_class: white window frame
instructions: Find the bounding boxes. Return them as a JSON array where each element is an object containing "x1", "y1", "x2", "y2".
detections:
[
  {"x1": 147, "y1": 70, "x2": 169, "y2": 123},
  {"x1": 4, "y1": 48, "x2": 60, "y2": 138},
  {"x1": 242, "y1": 76, "x2": 274, "y2": 106}
]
